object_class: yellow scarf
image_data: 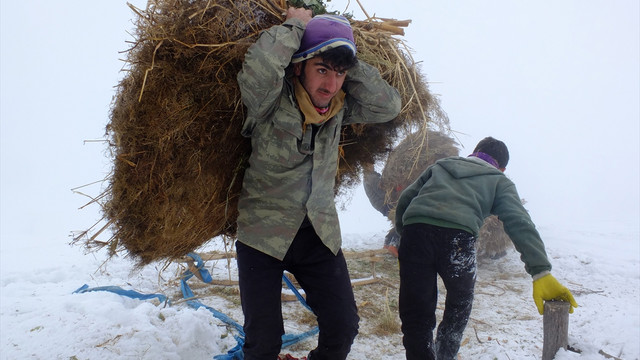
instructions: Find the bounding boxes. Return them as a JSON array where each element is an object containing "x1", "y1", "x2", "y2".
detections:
[{"x1": 294, "y1": 77, "x2": 345, "y2": 128}]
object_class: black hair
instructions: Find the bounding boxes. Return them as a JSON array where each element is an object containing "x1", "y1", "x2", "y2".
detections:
[
  {"x1": 319, "y1": 46, "x2": 358, "y2": 71},
  {"x1": 473, "y1": 137, "x2": 510, "y2": 168}
]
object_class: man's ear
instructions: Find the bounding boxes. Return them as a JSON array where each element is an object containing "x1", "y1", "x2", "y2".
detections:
[{"x1": 293, "y1": 62, "x2": 302, "y2": 76}]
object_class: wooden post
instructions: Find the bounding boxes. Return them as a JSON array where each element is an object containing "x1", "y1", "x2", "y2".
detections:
[{"x1": 542, "y1": 300, "x2": 570, "y2": 360}]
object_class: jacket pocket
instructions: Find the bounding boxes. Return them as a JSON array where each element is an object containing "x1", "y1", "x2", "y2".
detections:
[{"x1": 251, "y1": 106, "x2": 308, "y2": 169}]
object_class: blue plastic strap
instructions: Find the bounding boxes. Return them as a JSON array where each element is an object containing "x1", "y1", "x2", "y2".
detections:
[
  {"x1": 280, "y1": 275, "x2": 320, "y2": 346},
  {"x1": 282, "y1": 327, "x2": 320, "y2": 348},
  {"x1": 282, "y1": 274, "x2": 313, "y2": 312},
  {"x1": 213, "y1": 337, "x2": 244, "y2": 360},
  {"x1": 180, "y1": 253, "x2": 245, "y2": 335},
  {"x1": 182, "y1": 252, "x2": 213, "y2": 284},
  {"x1": 73, "y1": 284, "x2": 169, "y2": 305}
]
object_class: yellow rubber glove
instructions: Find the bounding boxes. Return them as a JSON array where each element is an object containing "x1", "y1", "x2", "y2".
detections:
[{"x1": 532, "y1": 273, "x2": 578, "y2": 315}]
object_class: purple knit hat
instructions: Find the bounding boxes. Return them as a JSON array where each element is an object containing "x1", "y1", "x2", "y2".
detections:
[{"x1": 291, "y1": 14, "x2": 356, "y2": 63}]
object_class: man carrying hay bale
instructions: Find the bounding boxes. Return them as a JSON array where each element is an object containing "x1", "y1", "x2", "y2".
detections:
[
  {"x1": 394, "y1": 137, "x2": 577, "y2": 359},
  {"x1": 235, "y1": 7, "x2": 401, "y2": 360}
]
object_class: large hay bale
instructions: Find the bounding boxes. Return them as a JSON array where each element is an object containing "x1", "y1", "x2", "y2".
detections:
[
  {"x1": 75, "y1": 0, "x2": 448, "y2": 266},
  {"x1": 380, "y1": 130, "x2": 459, "y2": 204},
  {"x1": 477, "y1": 215, "x2": 512, "y2": 259}
]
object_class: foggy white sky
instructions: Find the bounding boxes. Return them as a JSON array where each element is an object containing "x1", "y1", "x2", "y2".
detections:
[
  {"x1": 335, "y1": 0, "x2": 640, "y2": 231},
  {"x1": 1, "y1": 1, "x2": 638, "y2": 254}
]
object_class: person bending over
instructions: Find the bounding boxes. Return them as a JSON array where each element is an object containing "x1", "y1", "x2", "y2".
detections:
[{"x1": 395, "y1": 136, "x2": 577, "y2": 360}]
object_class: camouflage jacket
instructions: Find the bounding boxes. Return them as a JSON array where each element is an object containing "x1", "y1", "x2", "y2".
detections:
[{"x1": 236, "y1": 18, "x2": 402, "y2": 260}]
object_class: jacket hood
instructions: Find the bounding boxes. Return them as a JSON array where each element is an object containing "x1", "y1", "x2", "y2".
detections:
[{"x1": 436, "y1": 156, "x2": 503, "y2": 179}]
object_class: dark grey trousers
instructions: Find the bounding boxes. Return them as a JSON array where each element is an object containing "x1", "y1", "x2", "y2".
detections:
[
  {"x1": 236, "y1": 223, "x2": 359, "y2": 360},
  {"x1": 398, "y1": 223, "x2": 477, "y2": 360}
]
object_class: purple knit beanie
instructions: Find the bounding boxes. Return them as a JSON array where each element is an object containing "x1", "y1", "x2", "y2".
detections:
[{"x1": 291, "y1": 14, "x2": 356, "y2": 63}]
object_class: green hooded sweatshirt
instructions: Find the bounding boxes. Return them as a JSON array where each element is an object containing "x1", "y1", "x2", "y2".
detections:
[{"x1": 395, "y1": 156, "x2": 551, "y2": 277}]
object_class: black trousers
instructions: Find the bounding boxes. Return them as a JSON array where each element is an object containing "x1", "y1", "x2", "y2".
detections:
[
  {"x1": 236, "y1": 224, "x2": 359, "y2": 360},
  {"x1": 398, "y1": 223, "x2": 477, "y2": 360}
]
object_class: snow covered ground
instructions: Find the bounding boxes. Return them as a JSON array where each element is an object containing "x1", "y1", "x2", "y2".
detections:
[
  {"x1": 1, "y1": 221, "x2": 638, "y2": 360},
  {"x1": 1, "y1": 1, "x2": 638, "y2": 359}
]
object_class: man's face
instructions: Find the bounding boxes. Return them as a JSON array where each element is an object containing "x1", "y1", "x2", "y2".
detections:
[{"x1": 294, "y1": 56, "x2": 347, "y2": 108}]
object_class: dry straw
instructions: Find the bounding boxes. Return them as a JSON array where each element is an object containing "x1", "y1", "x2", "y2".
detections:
[
  {"x1": 74, "y1": 0, "x2": 449, "y2": 266},
  {"x1": 380, "y1": 130, "x2": 459, "y2": 204}
]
